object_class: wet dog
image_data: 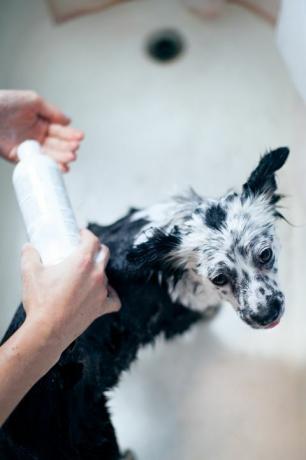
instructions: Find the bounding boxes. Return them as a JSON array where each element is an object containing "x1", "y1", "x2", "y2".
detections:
[{"x1": 0, "y1": 147, "x2": 289, "y2": 459}]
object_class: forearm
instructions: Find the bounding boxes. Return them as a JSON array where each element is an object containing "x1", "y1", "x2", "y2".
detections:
[
  {"x1": 0, "y1": 231, "x2": 118, "y2": 426},
  {"x1": 0, "y1": 318, "x2": 61, "y2": 426}
]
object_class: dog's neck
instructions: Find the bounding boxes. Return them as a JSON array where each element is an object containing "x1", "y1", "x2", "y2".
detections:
[
  {"x1": 131, "y1": 197, "x2": 220, "y2": 312},
  {"x1": 132, "y1": 194, "x2": 209, "y2": 245},
  {"x1": 166, "y1": 269, "x2": 220, "y2": 312}
]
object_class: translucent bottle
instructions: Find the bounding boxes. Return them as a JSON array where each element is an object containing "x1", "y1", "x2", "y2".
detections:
[{"x1": 13, "y1": 140, "x2": 80, "y2": 265}]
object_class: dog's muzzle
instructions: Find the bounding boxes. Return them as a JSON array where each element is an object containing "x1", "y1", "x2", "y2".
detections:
[{"x1": 243, "y1": 294, "x2": 285, "y2": 329}]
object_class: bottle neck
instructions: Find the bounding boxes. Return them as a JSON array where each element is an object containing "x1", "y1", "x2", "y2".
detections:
[{"x1": 17, "y1": 140, "x2": 42, "y2": 161}]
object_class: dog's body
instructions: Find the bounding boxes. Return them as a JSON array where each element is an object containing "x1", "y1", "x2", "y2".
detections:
[
  {"x1": 0, "y1": 148, "x2": 289, "y2": 460},
  {"x1": 0, "y1": 210, "x2": 205, "y2": 460}
]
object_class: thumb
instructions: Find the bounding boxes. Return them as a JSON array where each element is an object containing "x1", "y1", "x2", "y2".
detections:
[
  {"x1": 21, "y1": 243, "x2": 42, "y2": 275},
  {"x1": 38, "y1": 99, "x2": 70, "y2": 125}
]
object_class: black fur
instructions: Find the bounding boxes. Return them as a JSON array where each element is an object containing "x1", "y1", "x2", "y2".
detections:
[
  {"x1": 0, "y1": 209, "x2": 205, "y2": 460},
  {"x1": 205, "y1": 204, "x2": 227, "y2": 231},
  {"x1": 127, "y1": 227, "x2": 185, "y2": 284},
  {"x1": 243, "y1": 147, "x2": 289, "y2": 198}
]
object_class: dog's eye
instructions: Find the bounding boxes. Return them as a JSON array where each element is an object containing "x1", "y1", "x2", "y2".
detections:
[
  {"x1": 258, "y1": 248, "x2": 273, "y2": 264},
  {"x1": 212, "y1": 274, "x2": 228, "y2": 286}
]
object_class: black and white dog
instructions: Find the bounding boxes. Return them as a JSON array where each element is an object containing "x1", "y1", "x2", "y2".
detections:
[{"x1": 0, "y1": 147, "x2": 289, "y2": 460}]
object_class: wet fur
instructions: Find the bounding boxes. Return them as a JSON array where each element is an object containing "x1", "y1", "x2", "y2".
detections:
[{"x1": 0, "y1": 148, "x2": 289, "y2": 459}]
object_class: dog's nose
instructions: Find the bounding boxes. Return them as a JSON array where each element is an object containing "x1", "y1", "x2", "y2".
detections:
[{"x1": 250, "y1": 297, "x2": 283, "y2": 327}]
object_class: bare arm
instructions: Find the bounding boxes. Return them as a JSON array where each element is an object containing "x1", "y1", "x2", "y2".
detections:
[{"x1": 0, "y1": 230, "x2": 120, "y2": 426}]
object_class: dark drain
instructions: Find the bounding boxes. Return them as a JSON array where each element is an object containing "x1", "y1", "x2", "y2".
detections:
[{"x1": 146, "y1": 29, "x2": 185, "y2": 63}]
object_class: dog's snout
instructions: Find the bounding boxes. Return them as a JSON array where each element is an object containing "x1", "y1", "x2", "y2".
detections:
[
  {"x1": 270, "y1": 297, "x2": 283, "y2": 317},
  {"x1": 249, "y1": 296, "x2": 283, "y2": 328}
]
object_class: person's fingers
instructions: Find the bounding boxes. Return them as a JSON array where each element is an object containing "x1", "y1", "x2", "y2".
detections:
[
  {"x1": 43, "y1": 147, "x2": 76, "y2": 166},
  {"x1": 38, "y1": 99, "x2": 70, "y2": 125},
  {"x1": 21, "y1": 243, "x2": 42, "y2": 275},
  {"x1": 33, "y1": 118, "x2": 49, "y2": 144},
  {"x1": 79, "y1": 229, "x2": 102, "y2": 259},
  {"x1": 42, "y1": 135, "x2": 79, "y2": 168},
  {"x1": 43, "y1": 137, "x2": 79, "y2": 153},
  {"x1": 48, "y1": 124, "x2": 84, "y2": 141},
  {"x1": 103, "y1": 285, "x2": 121, "y2": 314}
]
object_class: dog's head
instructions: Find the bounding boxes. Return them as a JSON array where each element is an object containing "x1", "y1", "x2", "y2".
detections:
[
  {"x1": 130, "y1": 147, "x2": 289, "y2": 329},
  {"x1": 191, "y1": 147, "x2": 289, "y2": 328}
]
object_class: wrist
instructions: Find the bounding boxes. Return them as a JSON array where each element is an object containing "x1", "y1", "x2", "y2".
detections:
[
  {"x1": 0, "y1": 313, "x2": 62, "y2": 425},
  {"x1": 21, "y1": 315, "x2": 63, "y2": 369}
]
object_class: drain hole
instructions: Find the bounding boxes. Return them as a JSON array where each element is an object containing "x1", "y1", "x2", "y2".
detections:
[{"x1": 146, "y1": 29, "x2": 185, "y2": 63}]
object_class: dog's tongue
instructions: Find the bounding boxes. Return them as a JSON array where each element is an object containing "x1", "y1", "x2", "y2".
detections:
[{"x1": 266, "y1": 320, "x2": 280, "y2": 329}]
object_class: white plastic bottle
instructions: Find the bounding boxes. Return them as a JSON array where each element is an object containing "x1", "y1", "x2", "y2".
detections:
[{"x1": 13, "y1": 140, "x2": 81, "y2": 265}]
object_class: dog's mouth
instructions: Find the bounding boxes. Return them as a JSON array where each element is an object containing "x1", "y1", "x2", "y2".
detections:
[
  {"x1": 241, "y1": 315, "x2": 282, "y2": 329},
  {"x1": 235, "y1": 291, "x2": 285, "y2": 330},
  {"x1": 238, "y1": 301, "x2": 284, "y2": 330},
  {"x1": 264, "y1": 318, "x2": 281, "y2": 329}
]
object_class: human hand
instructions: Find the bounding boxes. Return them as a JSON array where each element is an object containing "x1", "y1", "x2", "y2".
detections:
[
  {"x1": 0, "y1": 90, "x2": 84, "y2": 172},
  {"x1": 21, "y1": 229, "x2": 121, "y2": 356}
]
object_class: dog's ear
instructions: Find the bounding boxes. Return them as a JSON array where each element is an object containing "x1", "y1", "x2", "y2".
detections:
[
  {"x1": 127, "y1": 227, "x2": 183, "y2": 277},
  {"x1": 243, "y1": 147, "x2": 289, "y2": 199}
]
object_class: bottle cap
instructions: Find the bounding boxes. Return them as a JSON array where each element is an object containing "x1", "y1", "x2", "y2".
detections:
[{"x1": 17, "y1": 140, "x2": 41, "y2": 161}]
